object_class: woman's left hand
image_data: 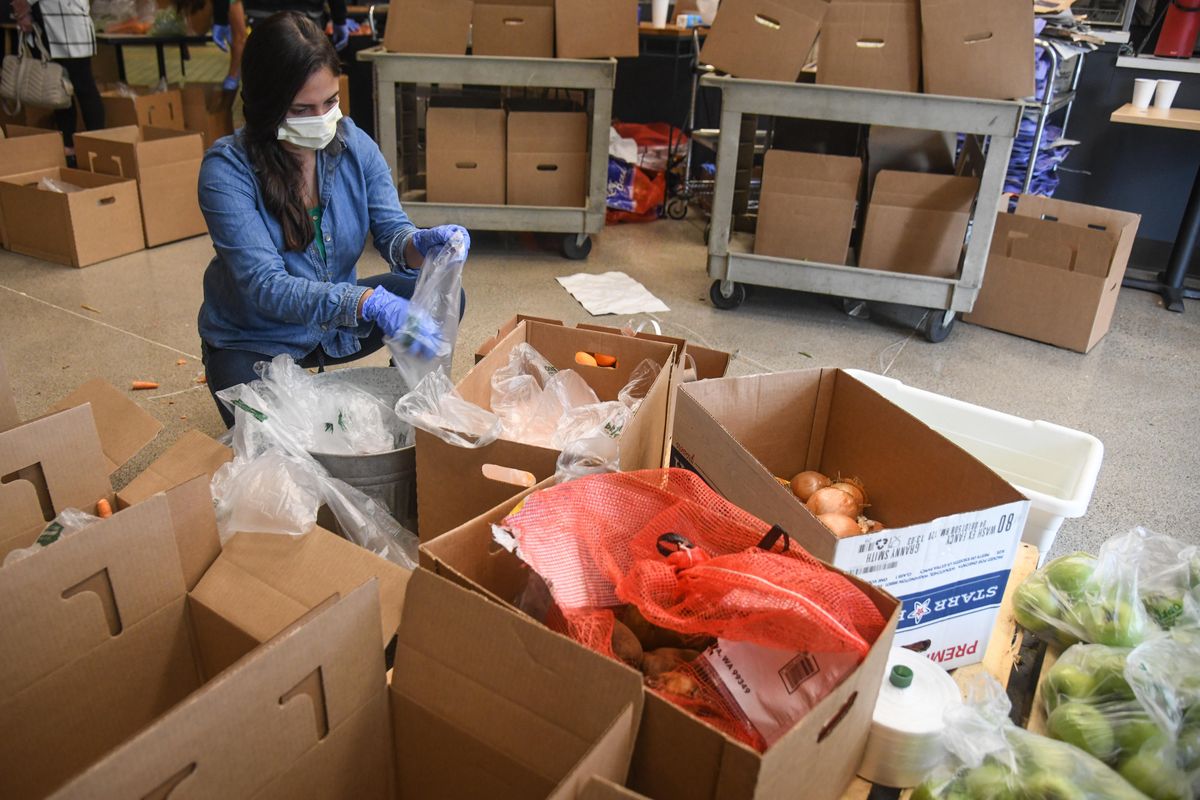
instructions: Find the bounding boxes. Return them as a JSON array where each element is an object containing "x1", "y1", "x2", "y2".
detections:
[{"x1": 411, "y1": 225, "x2": 471, "y2": 259}]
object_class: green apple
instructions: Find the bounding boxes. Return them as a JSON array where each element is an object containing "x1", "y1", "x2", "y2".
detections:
[
  {"x1": 1018, "y1": 771, "x2": 1087, "y2": 800},
  {"x1": 1015, "y1": 579, "x2": 1062, "y2": 633},
  {"x1": 964, "y1": 762, "x2": 1018, "y2": 800},
  {"x1": 1090, "y1": 657, "x2": 1136, "y2": 701},
  {"x1": 1047, "y1": 701, "x2": 1117, "y2": 761},
  {"x1": 1142, "y1": 591, "x2": 1185, "y2": 630},
  {"x1": 1115, "y1": 716, "x2": 1164, "y2": 757},
  {"x1": 1044, "y1": 662, "x2": 1096, "y2": 707},
  {"x1": 1082, "y1": 601, "x2": 1147, "y2": 648},
  {"x1": 1118, "y1": 750, "x2": 1189, "y2": 800},
  {"x1": 910, "y1": 783, "x2": 938, "y2": 800},
  {"x1": 1176, "y1": 726, "x2": 1200, "y2": 771},
  {"x1": 1044, "y1": 553, "x2": 1097, "y2": 596}
]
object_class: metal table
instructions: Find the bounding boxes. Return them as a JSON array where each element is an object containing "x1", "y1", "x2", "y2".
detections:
[
  {"x1": 703, "y1": 75, "x2": 1024, "y2": 342},
  {"x1": 95, "y1": 33, "x2": 211, "y2": 83},
  {"x1": 356, "y1": 49, "x2": 615, "y2": 259}
]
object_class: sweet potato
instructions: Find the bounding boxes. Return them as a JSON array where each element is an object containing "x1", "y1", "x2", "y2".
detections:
[
  {"x1": 619, "y1": 605, "x2": 712, "y2": 651},
  {"x1": 610, "y1": 620, "x2": 644, "y2": 669},
  {"x1": 640, "y1": 647, "x2": 701, "y2": 679},
  {"x1": 650, "y1": 669, "x2": 701, "y2": 699}
]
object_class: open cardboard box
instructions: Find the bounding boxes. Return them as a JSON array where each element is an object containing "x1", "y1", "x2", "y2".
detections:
[
  {"x1": 754, "y1": 149, "x2": 862, "y2": 265},
  {"x1": 817, "y1": 0, "x2": 921, "y2": 92},
  {"x1": 100, "y1": 86, "x2": 184, "y2": 130},
  {"x1": 473, "y1": 0, "x2": 556, "y2": 58},
  {"x1": 672, "y1": 369, "x2": 1030, "y2": 670},
  {"x1": 963, "y1": 195, "x2": 1141, "y2": 353},
  {"x1": 116, "y1": 429, "x2": 232, "y2": 509},
  {"x1": 858, "y1": 170, "x2": 979, "y2": 278},
  {"x1": 74, "y1": 125, "x2": 206, "y2": 247},
  {"x1": 699, "y1": 0, "x2": 828, "y2": 82},
  {"x1": 475, "y1": 315, "x2": 731, "y2": 382},
  {"x1": 176, "y1": 82, "x2": 235, "y2": 148},
  {"x1": 555, "y1": 0, "x2": 639, "y2": 59},
  {"x1": 0, "y1": 125, "x2": 66, "y2": 249},
  {"x1": 426, "y1": 107, "x2": 507, "y2": 205},
  {"x1": 421, "y1": 477, "x2": 900, "y2": 800}
]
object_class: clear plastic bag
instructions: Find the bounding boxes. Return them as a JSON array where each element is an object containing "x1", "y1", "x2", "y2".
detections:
[
  {"x1": 38, "y1": 177, "x2": 84, "y2": 193},
  {"x1": 617, "y1": 358, "x2": 661, "y2": 409},
  {"x1": 554, "y1": 435, "x2": 621, "y2": 482},
  {"x1": 551, "y1": 401, "x2": 631, "y2": 449},
  {"x1": 394, "y1": 367, "x2": 500, "y2": 449},
  {"x1": 3, "y1": 508, "x2": 100, "y2": 566},
  {"x1": 913, "y1": 674, "x2": 1148, "y2": 800},
  {"x1": 490, "y1": 343, "x2": 599, "y2": 447},
  {"x1": 386, "y1": 230, "x2": 467, "y2": 392},
  {"x1": 1014, "y1": 528, "x2": 1199, "y2": 649}
]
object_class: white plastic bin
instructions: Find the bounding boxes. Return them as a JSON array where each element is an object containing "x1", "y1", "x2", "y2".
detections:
[{"x1": 846, "y1": 370, "x2": 1104, "y2": 564}]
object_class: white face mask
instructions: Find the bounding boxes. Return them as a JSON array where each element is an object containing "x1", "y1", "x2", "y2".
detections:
[{"x1": 277, "y1": 104, "x2": 342, "y2": 150}]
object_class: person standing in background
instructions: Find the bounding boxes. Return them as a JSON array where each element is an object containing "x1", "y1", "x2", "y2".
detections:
[
  {"x1": 211, "y1": 0, "x2": 350, "y2": 55},
  {"x1": 11, "y1": 0, "x2": 103, "y2": 160}
]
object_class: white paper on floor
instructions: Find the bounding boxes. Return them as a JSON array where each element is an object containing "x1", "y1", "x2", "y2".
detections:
[{"x1": 556, "y1": 271, "x2": 670, "y2": 316}]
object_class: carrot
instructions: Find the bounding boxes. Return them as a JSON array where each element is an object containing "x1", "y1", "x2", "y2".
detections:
[
  {"x1": 176, "y1": 358, "x2": 187, "y2": 366},
  {"x1": 96, "y1": 498, "x2": 113, "y2": 518},
  {"x1": 594, "y1": 353, "x2": 617, "y2": 368},
  {"x1": 131, "y1": 380, "x2": 159, "y2": 390}
]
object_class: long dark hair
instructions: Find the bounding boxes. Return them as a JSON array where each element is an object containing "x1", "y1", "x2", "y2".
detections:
[{"x1": 241, "y1": 13, "x2": 341, "y2": 252}]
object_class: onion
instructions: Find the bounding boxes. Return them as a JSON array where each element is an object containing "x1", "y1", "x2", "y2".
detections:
[
  {"x1": 858, "y1": 516, "x2": 884, "y2": 533},
  {"x1": 790, "y1": 470, "x2": 831, "y2": 502},
  {"x1": 830, "y1": 479, "x2": 867, "y2": 515},
  {"x1": 807, "y1": 486, "x2": 858, "y2": 517},
  {"x1": 818, "y1": 513, "x2": 862, "y2": 538}
]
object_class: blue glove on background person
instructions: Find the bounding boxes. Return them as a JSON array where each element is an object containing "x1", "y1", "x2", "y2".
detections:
[
  {"x1": 411, "y1": 225, "x2": 471, "y2": 259},
  {"x1": 212, "y1": 23, "x2": 231, "y2": 51},
  {"x1": 221, "y1": 75, "x2": 239, "y2": 92},
  {"x1": 331, "y1": 23, "x2": 350, "y2": 51},
  {"x1": 360, "y1": 287, "x2": 441, "y2": 359}
]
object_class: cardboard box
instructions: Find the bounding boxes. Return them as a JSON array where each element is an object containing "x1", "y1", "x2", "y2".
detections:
[
  {"x1": 0, "y1": 166, "x2": 144, "y2": 267},
  {"x1": 964, "y1": 195, "x2": 1141, "y2": 353},
  {"x1": 426, "y1": 107, "x2": 507, "y2": 205},
  {"x1": 475, "y1": 315, "x2": 732, "y2": 382},
  {"x1": 49, "y1": 583, "x2": 395, "y2": 799},
  {"x1": 115, "y1": 430, "x2": 232, "y2": 509},
  {"x1": 920, "y1": 0, "x2": 1034, "y2": 99},
  {"x1": 74, "y1": 125, "x2": 206, "y2": 247},
  {"x1": 339, "y1": 73, "x2": 351, "y2": 119},
  {"x1": 178, "y1": 82, "x2": 235, "y2": 148},
  {"x1": 699, "y1": 0, "x2": 828, "y2": 82},
  {"x1": 0, "y1": 125, "x2": 66, "y2": 249},
  {"x1": 816, "y1": 0, "x2": 920, "y2": 92},
  {"x1": 672, "y1": 369, "x2": 1029, "y2": 669},
  {"x1": 0, "y1": 104, "x2": 57, "y2": 129},
  {"x1": 417, "y1": 320, "x2": 677, "y2": 540},
  {"x1": 101, "y1": 86, "x2": 185, "y2": 130},
  {"x1": 754, "y1": 149, "x2": 862, "y2": 265},
  {"x1": 392, "y1": 570, "x2": 643, "y2": 799},
  {"x1": 0, "y1": 353, "x2": 17, "y2": 431},
  {"x1": 858, "y1": 170, "x2": 978, "y2": 278},
  {"x1": 421, "y1": 481, "x2": 901, "y2": 800},
  {"x1": 865, "y1": 125, "x2": 956, "y2": 197},
  {"x1": 507, "y1": 111, "x2": 588, "y2": 207},
  {"x1": 383, "y1": 0, "x2": 473, "y2": 54},
  {"x1": 555, "y1": 0, "x2": 639, "y2": 59},
  {"x1": 473, "y1": 0, "x2": 556, "y2": 57}
]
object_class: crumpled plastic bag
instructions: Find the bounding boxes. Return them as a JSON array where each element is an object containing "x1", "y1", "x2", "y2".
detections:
[
  {"x1": 394, "y1": 367, "x2": 500, "y2": 449},
  {"x1": 387, "y1": 230, "x2": 467, "y2": 392},
  {"x1": 490, "y1": 343, "x2": 600, "y2": 447},
  {"x1": 3, "y1": 508, "x2": 100, "y2": 566},
  {"x1": 38, "y1": 177, "x2": 84, "y2": 193},
  {"x1": 912, "y1": 674, "x2": 1148, "y2": 800},
  {"x1": 1014, "y1": 528, "x2": 1200, "y2": 649}
]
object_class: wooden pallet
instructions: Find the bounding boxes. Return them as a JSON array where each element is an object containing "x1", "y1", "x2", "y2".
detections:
[{"x1": 841, "y1": 543, "x2": 1043, "y2": 800}]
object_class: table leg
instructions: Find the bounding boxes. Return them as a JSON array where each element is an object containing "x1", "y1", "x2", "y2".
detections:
[
  {"x1": 156, "y1": 43, "x2": 168, "y2": 82},
  {"x1": 1161, "y1": 162, "x2": 1200, "y2": 312},
  {"x1": 116, "y1": 44, "x2": 127, "y2": 82},
  {"x1": 180, "y1": 42, "x2": 190, "y2": 78}
]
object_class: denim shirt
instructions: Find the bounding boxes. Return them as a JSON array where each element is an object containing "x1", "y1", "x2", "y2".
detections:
[{"x1": 197, "y1": 117, "x2": 417, "y2": 359}]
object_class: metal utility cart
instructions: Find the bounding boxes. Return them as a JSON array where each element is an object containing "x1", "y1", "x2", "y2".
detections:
[
  {"x1": 703, "y1": 75, "x2": 1024, "y2": 342},
  {"x1": 357, "y1": 50, "x2": 615, "y2": 259}
]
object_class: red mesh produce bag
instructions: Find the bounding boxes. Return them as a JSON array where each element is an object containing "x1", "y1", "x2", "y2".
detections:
[{"x1": 497, "y1": 469, "x2": 887, "y2": 657}]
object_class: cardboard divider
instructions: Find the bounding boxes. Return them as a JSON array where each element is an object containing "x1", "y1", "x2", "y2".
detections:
[
  {"x1": 754, "y1": 149, "x2": 863, "y2": 265},
  {"x1": 817, "y1": 0, "x2": 921, "y2": 92},
  {"x1": 699, "y1": 0, "x2": 828, "y2": 82},
  {"x1": 858, "y1": 170, "x2": 979, "y2": 278}
]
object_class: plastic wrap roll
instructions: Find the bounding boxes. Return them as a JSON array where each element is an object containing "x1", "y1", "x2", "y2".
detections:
[{"x1": 857, "y1": 648, "x2": 962, "y2": 788}]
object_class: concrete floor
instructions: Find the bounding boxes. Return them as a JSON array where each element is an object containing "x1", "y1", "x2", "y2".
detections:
[{"x1": 1, "y1": 212, "x2": 1196, "y2": 559}]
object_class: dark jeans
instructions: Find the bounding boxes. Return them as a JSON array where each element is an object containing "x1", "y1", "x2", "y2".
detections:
[
  {"x1": 53, "y1": 57, "x2": 104, "y2": 148},
  {"x1": 203, "y1": 272, "x2": 420, "y2": 428}
]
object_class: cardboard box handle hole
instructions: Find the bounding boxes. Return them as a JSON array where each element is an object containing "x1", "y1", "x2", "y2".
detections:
[
  {"x1": 963, "y1": 31, "x2": 994, "y2": 44},
  {"x1": 1041, "y1": 213, "x2": 1059, "y2": 222},
  {"x1": 817, "y1": 690, "x2": 858, "y2": 743},
  {"x1": 754, "y1": 13, "x2": 781, "y2": 29},
  {"x1": 536, "y1": 164, "x2": 559, "y2": 172},
  {"x1": 503, "y1": 17, "x2": 526, "y2": 25},
  {"x1": 454, "y1": 161, "x2": 479, "y2": 170},
  {"x1": 98, "y1": 197, "x2": 117, "y2": 206},
  {"x1": 1087, "y1": 223, "x2": 1109, "y2": 231},
  {"x1": 482, "y1": 464, "x2": 537, "y2": 488},
  {"x1": 279, "y1": 667, "x2": 331, "y2": 740},
  {"x1": 62, "y1": 567, "x2": 123, "y2": 636},
  {"x1": 142, "y1": 762, "x2": 197, "y2": 800},
  {"x1": 1, "y1": 461, "x2": 54, "y2": 521},
  {"x1": 856, "y1": 39, "x2": 886, "y2": 48}
]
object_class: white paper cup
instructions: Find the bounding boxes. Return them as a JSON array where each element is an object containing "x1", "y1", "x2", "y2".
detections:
[
  {"x1": 1133, "y1": 78, "x2": 1157, "y2": 109},
  {"x1": 651, "y1": 0, "x2": 670, "y2": 28},
  {"x1": 1155, "y1": 79, "x2": 1182, "y2": 110}
]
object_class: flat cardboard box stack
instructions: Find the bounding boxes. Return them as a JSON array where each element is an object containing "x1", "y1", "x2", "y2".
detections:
[
  {"x1": 0, "y1": 167, "x2": 144, "y2": 268},
  {"x1": 754, "y1": 149, "x2": 862, "y2": 265},
  {"x1": 426, "y1": 107, "x2": 507, "y2": 205},
  {"x1": 416, "y1": 320, "x2": 677, "y2": 540},
  {"x1": 101, "y1": 86, "x2": 185, "y2": 130},
  {"x1": 74, "y1": 125, "x2": 206, "y2": 247},
  {"x1": 920, "y1": 0, "x2": 1034, "y2": 99},
  {"x1": 0, "y1": 125, "x2": 66, "y2": 249},
  {"x1": 858, "y1": 170, "x2": 979, "y2": 278},
  {"x1": 817, "y1": 0, "x2": 921, "y2": 92},
  {"x1": 507, "y1": 111, "x2": 588, "y2": 207},
  {"x1": 964, "y1": 195, "x2": 1141, "y2": 353},
  {"x1": 672, "y1": 368, "x2": 1029, "y2": 669},
  {"x1": 178, "y1": 82, "x2": 235, "y2": 148},
  {"x1": 421, "y1": 482, "x2": 900, "y2": 800},
  {"x1": 699, "y1": 0, "x2": 828, "y2": 82},
  {"x1": 473, "y1": 0, "x2": 556, "y2": 57}
]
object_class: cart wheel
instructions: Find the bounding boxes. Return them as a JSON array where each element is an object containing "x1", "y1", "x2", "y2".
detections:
[
  {"x1": 842, "y1": 298, "x2": 871, "y2": 320},
  {"x1": 923, "y1": 309, "x2": 956, "y2": 343},
  {"x1": 561, "y1": 234, "x2": 592, "y2": 260},
  {"x1": 666, "y1": 197, "x2": 689, "y2": 220},
  {"x1": 709, "y1": 280, "x2": 745, "y2": 310}
]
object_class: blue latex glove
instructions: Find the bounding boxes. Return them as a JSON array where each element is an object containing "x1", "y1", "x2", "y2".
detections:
[
  {"x1": 361, "y1": 288, "x2": 441, "y2": 359},
  {"x1": 410, "y1": 225, "x2": 471, "y2": 258},
  {"x1": 221, "y1": 75, "x2": 239, "y2": 92},
  {"x1": 393, "y1": 309, "x2": 442, "y2": 360},
  {"x1": 361, "y1": 286, "x2": 410, "y2": 337},
  {"x1": 346, "y1": 18, "x2": 361, "y2": 33},
  {"x1": 212, "y1": 23, "x2": 231, "y2": 51},
  {"x1": 331, "y1": 23, "x2": 350, "y2": 51}
]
